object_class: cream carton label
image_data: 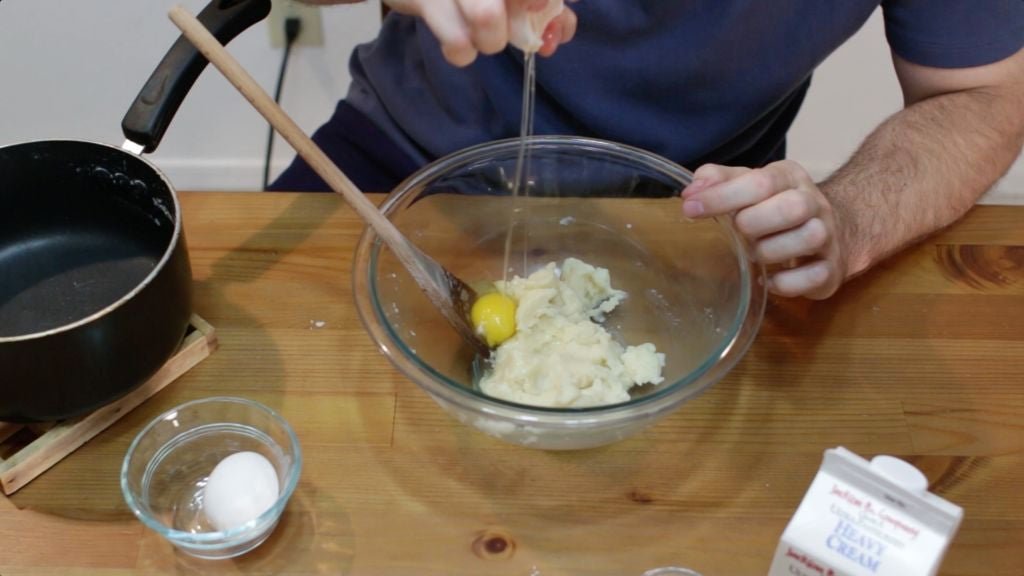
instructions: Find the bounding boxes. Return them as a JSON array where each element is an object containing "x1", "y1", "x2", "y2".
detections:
[{"x1": 768, "y1": 447, "x2": 963, "y2": 576}]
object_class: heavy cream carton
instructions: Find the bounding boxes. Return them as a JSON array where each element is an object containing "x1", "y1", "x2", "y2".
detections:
[{"x1": 768, "y1": 447, "x2": 963, "y2": 576}]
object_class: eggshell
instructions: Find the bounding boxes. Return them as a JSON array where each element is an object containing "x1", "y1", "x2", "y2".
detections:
[{"x1": 508, "y1": 0, "x2": 565, "y2": 53}]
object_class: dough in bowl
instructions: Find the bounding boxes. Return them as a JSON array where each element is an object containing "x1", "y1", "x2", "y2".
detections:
[{"x1": 479, "y1": 258, "x2": 665, "y2": 408}]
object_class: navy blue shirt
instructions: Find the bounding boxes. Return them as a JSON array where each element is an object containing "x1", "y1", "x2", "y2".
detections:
[{"x1": 270, "y1": 1, "x2": 1022, "y2": 192}]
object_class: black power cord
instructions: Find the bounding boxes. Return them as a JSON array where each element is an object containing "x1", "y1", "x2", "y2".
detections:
[{"x1": 263, "y1": 16, "x2": 302, "y2": 190}]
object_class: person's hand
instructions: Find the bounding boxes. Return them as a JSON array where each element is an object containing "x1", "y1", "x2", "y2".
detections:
[
  {"x1": 681, "y1": 161, "x2": 849, "y2": 299},
  {"x1": 384, "y1": 0, "x2": 578, "y2": 66}
]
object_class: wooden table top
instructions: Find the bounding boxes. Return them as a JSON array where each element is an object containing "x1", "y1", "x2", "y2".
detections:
[{"x1": 1, "y1": 192, "x2": 1021, "y2": 575}]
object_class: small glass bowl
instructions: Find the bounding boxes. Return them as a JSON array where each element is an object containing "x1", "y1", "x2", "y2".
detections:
[{"x1": 120, "y1": 397, "x2": 302, "y2": 559}]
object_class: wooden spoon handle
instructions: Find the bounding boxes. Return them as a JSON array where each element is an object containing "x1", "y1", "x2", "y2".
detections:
[{"x1": 167, "y1": 5, "x2": 413, "y2": 254}]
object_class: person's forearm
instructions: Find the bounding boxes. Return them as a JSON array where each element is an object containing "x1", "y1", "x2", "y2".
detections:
[{"x1": 821, "y1": 86, "x2": 1024, "y2": 279}]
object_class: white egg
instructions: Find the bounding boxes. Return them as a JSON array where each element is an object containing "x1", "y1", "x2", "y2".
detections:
[{"x1": 202, "y1": 451, "x2": 280, "y2": 532}]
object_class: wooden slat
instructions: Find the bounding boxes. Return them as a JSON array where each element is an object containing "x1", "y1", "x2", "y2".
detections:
[
  {"x1": 0, "y1": 315, "x2": 217, "y2": 495},
  {"x1": 0, "y1": 422, "x2": 21, "y2": 446}
]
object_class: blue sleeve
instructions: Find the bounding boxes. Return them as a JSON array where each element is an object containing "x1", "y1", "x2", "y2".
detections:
[{"x1": 881, "y1": 0, "x2": 1023, "y2": 68}]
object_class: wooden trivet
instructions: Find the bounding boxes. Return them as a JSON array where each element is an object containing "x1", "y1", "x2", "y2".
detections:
[{"x1": 0, "y1": 314, "x2": 218, "y2": 495}]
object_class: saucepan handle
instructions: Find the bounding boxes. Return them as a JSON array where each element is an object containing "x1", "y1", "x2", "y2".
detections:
[{"x1": 121, "y1": 0, "x2": 272, "y2": 153}]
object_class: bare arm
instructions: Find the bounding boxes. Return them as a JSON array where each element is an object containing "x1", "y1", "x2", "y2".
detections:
[
  {"x1": 684, "y1": 46, "x2": 1024, "y2": 299},
  {"x1": 824, "y1": 47, "x2": 1024, "y2": 278}
]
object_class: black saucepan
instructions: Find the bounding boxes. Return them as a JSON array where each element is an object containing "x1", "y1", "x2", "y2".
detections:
[{"x1": 0, "y1": 0, "x2": 271, "y2": 422}]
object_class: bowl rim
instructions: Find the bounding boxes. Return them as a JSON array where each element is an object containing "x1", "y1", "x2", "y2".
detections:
[
  {"x1": 119, "y1": 396, "x2": 303, "y2": 546},
  {"x1": 353, "y1": 135, "x2": 766, "y2": 425}
]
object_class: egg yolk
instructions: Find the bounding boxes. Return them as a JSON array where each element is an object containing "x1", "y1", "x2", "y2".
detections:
[{"x1": 470, "y1": 292, "x2": 517, "y2": 347}]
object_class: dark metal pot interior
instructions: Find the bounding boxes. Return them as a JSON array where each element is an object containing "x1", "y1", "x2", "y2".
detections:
[{"x1": 0, "y1": 141, "x2": 192, "y2": 422}]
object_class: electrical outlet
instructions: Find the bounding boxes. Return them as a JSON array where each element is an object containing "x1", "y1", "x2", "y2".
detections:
[{"x1": 267, "y1": 0, "x2": 323, "y2": 48}]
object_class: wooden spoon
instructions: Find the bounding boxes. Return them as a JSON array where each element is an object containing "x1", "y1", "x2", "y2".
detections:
[{"x1": 168, "y1": 5, "x2": 489, "y2": 357}]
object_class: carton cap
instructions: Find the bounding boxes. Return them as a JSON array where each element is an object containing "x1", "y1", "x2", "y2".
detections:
[{"x1": 870, "y1": 454, "x2": 929, "y2": 493}]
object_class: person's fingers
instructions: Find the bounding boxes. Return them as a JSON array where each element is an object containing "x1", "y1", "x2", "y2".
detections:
[
  {"x1": 537, "y1": 5, "x2": 576, "y2": 56},
  {"x1": 419, "y1": 0, "x2": 478, "y2": 66},
  {"x1": 734, "y1": 188, "x2": 821, "y2": 238},
  {"x1": 536, "y1": 16, "x2": 563, "y2": 56},
  {"x1": 753, "y1": 217, "x2": 830, "y2": 264},
  {"x1": 557, "y1": 5, "x2": 577, "y2": 43},
  {"x1": 455, "y1": 0, "x2": 508, "y2": 55},
  {"x1": 768, "y1": 259, "x2": 837, "y2": 299},
  {"x1": 683, "y1": 164, "x2": 749, "y2": 198},
  {"x1": 681, "y1": 164, "x2": 748, "y2": 217},
  {"x1": 686, "y1": 163, "x2": 804, "y2": 217},
  {"x1": 682, "y1": 159, "x2": 841, "y2": 299}
]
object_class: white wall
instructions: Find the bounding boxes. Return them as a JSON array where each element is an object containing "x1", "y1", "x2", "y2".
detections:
[
  {"x1": 3, "y1": 3, "x2": 1021, "y2": 201},
  {"x1": 1, "y1": 0, "x2": 381, "y2": 190}
]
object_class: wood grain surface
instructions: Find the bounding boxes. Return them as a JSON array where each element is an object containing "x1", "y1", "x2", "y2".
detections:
[{"x1": 1, "y1": 192, "x2": 1021, "y2": 576}]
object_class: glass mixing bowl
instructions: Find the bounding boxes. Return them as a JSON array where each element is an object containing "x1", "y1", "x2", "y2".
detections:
[{"x1": 353, "y1": 136, "x2": 766, "y2": 450}]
